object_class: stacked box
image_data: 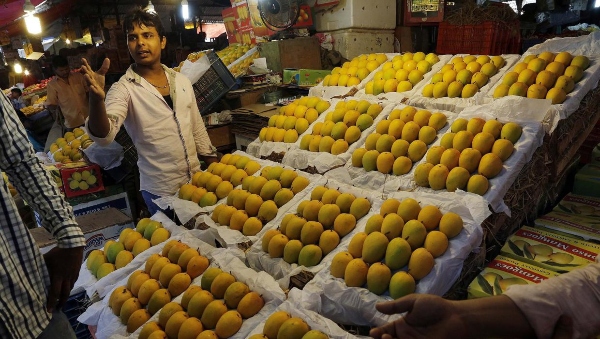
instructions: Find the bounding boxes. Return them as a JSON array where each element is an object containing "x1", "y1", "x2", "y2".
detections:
[
  {"x1": 467, "y1": 255, "x2": 560, "y2": 299},
  {"x1": 535, "y1": 211, "x2": 600, "y2": 242},
  {"x1": 573, "y1": 163, "x2": 600, "y2": 198},
  {"x1": 501, "y1": 226, "x2": 600, "y2": 273}
]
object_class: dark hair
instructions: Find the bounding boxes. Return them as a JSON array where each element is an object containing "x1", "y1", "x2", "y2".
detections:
[
  {"x1": 11, "y1": 88, "x2": 22, "y2": 96},
  {"x1": 52, "y1": 55, "x2": 69, "y2": 69},
  {"x1": 123, "y1": 8, "x2": 165, "y2": 38}
]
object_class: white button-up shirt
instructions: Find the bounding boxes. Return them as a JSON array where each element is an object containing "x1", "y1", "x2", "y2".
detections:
[{"x1": 86, "y1": 65, "x2": 216, "y2": 197}]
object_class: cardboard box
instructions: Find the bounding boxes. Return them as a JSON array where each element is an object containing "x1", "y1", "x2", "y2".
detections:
[
  {"x1": 501, "y1": 226, "x2": 600, "y2": 273},
  {"x1": 535, "y1": 211, "x2": 600, "y2": 242},
  {"x1": 283, "y1": 69, "x2": 331, "y2": 87},
  {"x1": 260, "y1": 37, "x2": 322, "y2": 72},
  {"x1": 467, "y1": 255, "x2": 560, "y2": 299},
  {"x1": 31, "y1": 207, "x2": 134, "y2": 259},
  {"x1": 35, "y1": 190, "x2": 132, "y2": 227},
  {"x1": 554, "y1": 193, "x2": 600, "y2": 217},
  {"x1": 573, "y1": 163, "x2": 600, "y2": 198},
  {"x1": 59, "y1": 163, "x2": 105, "y2": 198}
]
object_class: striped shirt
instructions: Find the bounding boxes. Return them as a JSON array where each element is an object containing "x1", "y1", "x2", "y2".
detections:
[{"x1": 0, "y1": 91, "x2": 86, "y2": 338}]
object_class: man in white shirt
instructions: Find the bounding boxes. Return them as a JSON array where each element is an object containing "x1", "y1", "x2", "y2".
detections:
[{"x1": 82, "y1": 9, "x2": 217, "y2": 216}]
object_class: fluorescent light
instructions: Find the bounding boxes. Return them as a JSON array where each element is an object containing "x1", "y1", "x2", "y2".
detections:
[
  {"x1": 66, "y1": 38, "x2": 71, "y2": 44},
  {"x1": 24, "y1": 69, "x2": 30, "y2": 75},
  {"x1": 25, "y1": 14, "x2": 42, "y2": 34},
  {"x1": 14, "y1": 63, "x2": 23, "y2": 74},
  {"x1": 182, "y1": 0, "x2": 189, "y2": 20},
  {"x1": 145, "y1": 0, "x2": 156, "y2": 13}
]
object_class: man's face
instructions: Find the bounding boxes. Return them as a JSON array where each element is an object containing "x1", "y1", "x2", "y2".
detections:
[
  {"x1": 127, "y1": 23, "x2": 166, "y2": 66},
  {"x1": 11, "y1": 91, "x2": 21, "y2": 99},
  {"x1": 54, "y1": 66, "x2": 70, "y2": 79}
]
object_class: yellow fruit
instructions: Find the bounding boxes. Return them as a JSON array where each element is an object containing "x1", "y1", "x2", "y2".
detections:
[
  {"x1": 414, "y1": 163, "x2": 434, "y2": 187},
  {"x1": 165, "y1": 311, "x2": 190, "y2": 339},
  {"x1": 478, "y1": 153, "x2": 503, "y2": 179},
  {"x1": 381, "y1": 213, "x2": 404, "y2": 240},
  {"x1": 439, "y1": 212, "x2": 463, "y2": 238},
  {"x1": 187, "y1": 255, "x2": 209, "y2": 279},
  {"x1": 187, "y1": 290, "x2": 214, "y2": 318},
  {"x1": 389, "y1": 271, "x2": 416, "y2": 299},
  {"x1": 263, "y1": 311, "x2": 292, "y2": 339},
  {"x1": 408, "y1": 247, "x2": 434, "y2": 280},
  {"x1": 109, "y1": 287, "x2": 134, "y2": 316},
  {"x1": 127, "y1": 308, "x2": 151, "y2": 333},
  {"x1": 178, "y1": 318, "x2": 204, "y2": 339},
  {"x1": 417, "y1": 205, "x2": 443, "y2": 231},
  {"x1": 237, "y1": 291, "x2": 264, "y2": 318},
  {"x1": 330, "y1": 251, "x2": 354, "y2": 279},
  {"x1": 97, "y1": 263, "x2": 116, "y2": 279},
  {"x1": 446, "y1": 166, "x2": 470, "y2": 192},
  {"x1": 402, "y1": 220, "x2": 427, "y2": 250},
  {"x1": 458, "y1": 148, "x2": 482, "y2": 174},
  {"x1": 344, "y1": 258, "x2": 369, "y2": 287},
  {"x1": 428, "y1": 164, "x2": 449, "y2": 190},
  {"x1": 349, "y1": 197, "x2": 371, "y2": 220},
  {"x1": 168, "y1": 272, "x2": 191, "y2": 297},
  {"x1": 393, "y1": 156, "x2": 412, "y2": 176},
  {"x1": 139, "y1": 322, "x2": 162, "y2": 339},
  {"x1": 181, "y1": 285, "x2": 202, "y2": 310},
  {"x1": 492, "y1": 138, "x2": 514, "y2": 161},
  {"x1": 362, "y1": 231, "x2": 389, "y2": 264},
  {"x1": 215, "y1": 310, "x2": 243, "y2": 338},
  {"x1": 158, "y1": 302, "x2": 184, "y2": 328},
  {"x1": 385, "y1": 237, "x2": 411, "y2": 270},
  {"x1": 211, "y1": 272, "x2": 236, "y2": 299},
  {"x1": 367, "y1": 262, "x2": 392, "y2": 295},
  {"x1": 467, "y1": 174, "x2": 489, "y2": 195},
  {"x1": 119, "y1": 297, "x2": 142, "y2": 325},
  {"x1": 547, "y1": 87, "x2": 567, "y2": 104},
  {"x1": 201, "y1": 300, "x2": 228, "y2": 330}
]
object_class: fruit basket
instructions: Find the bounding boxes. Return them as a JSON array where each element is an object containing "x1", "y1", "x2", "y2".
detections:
[
  {"x1": 246, "y1": 289, "x2": 361, "y2": 339},
  {"x1": 281, "y1": 98, "x2": 394, "y2": 174},
  {"x1": 73, "y1": 212, "x2": 188, "y2": 298},
  {"x1": 301, "y1": 190, "x2": 488, "y2": 327},
  {"x1": 84, "y1": 250, "x2": 283, "y2": 339},
  {"x1": 355, "y1": 53, "x2": 453, "y2": 103},
  {"x1": 245, "y1": 178, "x2": 381, "y2": 288},
  {"x1": 484, "y1": 52, "x2": 600, "y2": 134},
  {"x1": 199, "y1": 156, "x2": 326, "y2": 251},
  {"x1": 192, "y1": 50, "x2": 236, "y2": 116},
  {"x1": 407, "y1": 54, "x2": 520, "y2": 113},
  {"x1": 77, "y1": 231, "x2": 227, "y2": 338},
  {"x1": 408, "y1": 103, "x2": 546, "y2": 215},
  {"x1": 245, "y1": 96, "x2": 333, "y2": 160},
  {"x1": 342, "y1": 103, "x2": 459, "y2": 192},
  {"x1": 309, "y1": 53, "x2": 392, "y2": 99}
]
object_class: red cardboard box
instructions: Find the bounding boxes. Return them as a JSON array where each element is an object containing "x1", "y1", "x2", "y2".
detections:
[
  {"x1": 232, "y1": 0, "x2": 252, "y2": 31},
  {"x1": 60, "y1": 163, "x2": 105, "y2": 198}
]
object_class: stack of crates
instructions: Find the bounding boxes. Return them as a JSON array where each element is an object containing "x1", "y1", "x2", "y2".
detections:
[{"x1": 314, "y1": 0, "x2": 396, "y2": 60}]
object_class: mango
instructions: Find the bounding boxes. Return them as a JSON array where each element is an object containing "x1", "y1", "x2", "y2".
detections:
[
  {"x1": 237, "y1": 291, "x2": 264, "y2": 318},
  {"x1": 158, "y1": 263, "x2": 181, "y2": 287},
  {"x1": 268, "y1": 234, "x2": 290, "y2": 258},
  {"x1": 178, "y1": 318, "x2": 204, "y2": 339},
  {"x1": 424, "y1": 231, "x2": 449, "y2": 257},
  {"x1": 97, "y1": 263, "x2": 116, "y2": 279},
  {"x1": 258, "y1": 200, "x2": 279, "y2": 223},
  {"x1": 467, "y1": 174, "x2": 489, "y2": 195},
  {"x1": 119, "y1": 297, "x2": 142, "y2": 325},
  {"x1": 500, "y1": 122, "x2": 522, "y2": 144},
  {"x1": 186, "y1": 255, "x2": 209, "y2": 279},
  {"x1": 262, "y1": 230, "x2": 281, "y2": 252},
  {"x1": 397, "y1": 198, "x2": 421, "y2": 222},
  {"x1": 165, "y1": 311, "x2": 189, "y2": 339},
  {"x1": 385, "y1": 237, "x2": 412, "y2": 270},
  {"x1": 158, "y1": 302, "x2": 184, "y2": 328},
  {"x1": 335, "y1": 193, "x2": 356, "y2": 213},
  {"x1": 168, "y1": 272, "x2": 191, "y2": 297},
  {"x1": 187, "y1": 290, "x2": 214, "y2": 319},
  {"x1": 418, "y1": 205, "x2": 443, "y2": 231},
  {"x1": 428, "y1": 164, "x2": 449, "y2": 190},
  {"x1": 446, "y1": 166, "x2": 470, "y2": 192},
  {"x1": 330, "y1": 251, "x2": 354, "y2": 279},
  {"x1": 478, "y1": 153, "x2": 503, "y2": 179},
  {"x1": 380, "y1": 199, "x2": 401, "y2": 217},
  {"x1": 263, "y1": 311, "x2": 292, "y2": 339},
  {"x1": 344, "y1": 258, "x2": 369, "y2": 287},
  {"x1": 106, "y1": 241, "x2": 125, "y2": 264},
  {"x1": 333, "y1": 213, "x2": 357, "y2": 237},
  {"x1": 367, "y1": 262, "x2": 392, "y2": 295},
  {"x1": 301, "y1": 221, "x2": 324, "y2": 245},
  {"x1": 127, "y1": 309, "x2": 151, "y2": 333},
  {"x1": 138, "y1": 278, "x2": 161, "y2": 305},
  {"x1": 298, "y1": 244, "x2": 323, "y2": 267},
  {"x1": 402, "y1": 220, "x2": 427, "y2": 250},
  {"x1": 277, "y1": 318, "x2": 312, "y2": 339},
  {"x1": 458, "y1": 148, "x2": 482, "y2": 173},
  {"x1": 283, "y1": 239, "x2": 304, "y2": 264},
  {"x1": 408, "y1": 247, "x2": 434, "y2": 280},
  {"x1": 181, "y1": 285, "x2": 202, "y2": 310},
  {"x1": 302, "y1": 330, "x2": 329, "y2": 339},
  {"x1": 439, "y1": 212, "x2": 463, "y2": 238},
  {"x1": 414, "y1": 163, "x2": 434, "y2": 187},
  {"x1": 319, "y1": 230, "x2": 340, "y2": 255},
  {"x1": 362, "y1": 231, "x2": 389, "y2": 263},
  {"x1": 440, "y1": 132, "x2": 455, "y2": 150},
  {"x1": 302, "y1": 200, "x2": 323, "y2": 221},
  {"x1": 109, "y1": 287, "x2": 134, "y2": 316},
  {"x1": 211, "y1": 272, "x2": 236, "y2": 299},
  {"x1": 139, "y1": 322, "x2": 162, "y2": 339},
  {"x1": 381, "y1": 213, "x2": 404, "y2": 240},
  {"x1": 349, "y1": 198, "x2": 371, "y2": 220},
  {"x1": 200, "y1": 267, "x2": 223, "y2": 290},
  {"x1": 321, "y1": 189, "x2": 341, "y2": 204},
  {"x1": 389, "y1": 271, "x2": 416, "y2": 299},
  {"x1": 201, "y1": 300, "x2": 228, "y2": 330}
]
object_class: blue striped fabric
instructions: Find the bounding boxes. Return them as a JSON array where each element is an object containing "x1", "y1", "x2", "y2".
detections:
[{"x1": 0, "y1": 91, "x2": 86, "y2": 338}]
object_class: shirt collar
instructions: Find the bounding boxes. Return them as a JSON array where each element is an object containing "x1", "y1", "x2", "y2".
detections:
[{"x1": 125, "y1": 64, "x2": 177, "y2": 84}]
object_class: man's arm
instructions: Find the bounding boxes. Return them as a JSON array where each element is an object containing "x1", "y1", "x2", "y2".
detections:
[
  {"x1": 188, "y1": 81, "x2": 218, "y2": 163},
  {"x1": 81, "y1": 58, "x2": 112, "y2": 139},
  {"x1": 0, "y1": 92, "x2": 85, "y2": 311}
]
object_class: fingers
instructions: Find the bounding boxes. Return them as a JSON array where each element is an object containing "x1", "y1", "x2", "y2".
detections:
[
  {"x1": 376, "y1": 294, "x2": 417, "y2": 315},
  {"x1": 98, "y1": 58, "x2": 111, "y2": 75},
  {"x1": 370, "y1": 322, "x2": 398, "y2": 339},
  {"x1": 46, "y1": 276, "x2": 62, "y2": 313}
]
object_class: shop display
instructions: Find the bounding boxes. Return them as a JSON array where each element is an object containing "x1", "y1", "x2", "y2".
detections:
[
  {"x1": 261, "y1": 185, "x2": 372, "y2": 267},
  {"x1": 493, "y1": 52, "x2": 590, "y2": 104},
  {"x1": 413, "y1": 117, "x2": 523, "y2": 195},
  {"x1": 299, "y1": 100, "x2": 384, "y2": 154},
  {"x1": 178, "y1": 155, "x2": 261, "y2": 207},
  {"x1": 21, "y1": 77, "x2": 52, "y2": 96},
  {"x1": 351, "y1": 105, "x2": 449, "y2": 175},
  {"x1": 217, "y1": 44, "x2": 256, "y2": 66},
  {"x1": 330, "y1": 197, "x2": 463, "y2": 298},
  {"x1": 259, "y1": 97, "x2": 331, "y2": 143},
  {"x1": 365, "y1": 52, "x2": 441, "y2": 94},
  {"x1": 422, "y1": 55, "x2": 507, "y2": 99},
  {"x1": 209, "y1": 165, "x2": 311, "y2": 236}
]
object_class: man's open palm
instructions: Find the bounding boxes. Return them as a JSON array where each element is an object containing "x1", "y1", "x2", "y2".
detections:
[{"x1": 81, "y1": 58, "x2": 110, "y2": 99}]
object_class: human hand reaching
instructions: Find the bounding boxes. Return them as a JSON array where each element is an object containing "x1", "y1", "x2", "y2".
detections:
[
  {"x1": 370, "y1": 294, "x2": 469, "y2": 339},
  {"x1": 81, "y1": 57, "x2": 110, "y2": 100},
  {"x1": 44, "y1": 246, "x2": 84, "y2": 313}
]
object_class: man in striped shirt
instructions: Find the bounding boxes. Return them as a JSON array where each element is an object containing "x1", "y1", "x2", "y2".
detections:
[{"x1": 0, "y1": 90, "x2": 86, "y2": 338}]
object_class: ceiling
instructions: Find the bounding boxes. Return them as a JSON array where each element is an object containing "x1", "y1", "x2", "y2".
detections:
[{"x1": 1, "y1": 0, "x2": 231, "y2": 41}]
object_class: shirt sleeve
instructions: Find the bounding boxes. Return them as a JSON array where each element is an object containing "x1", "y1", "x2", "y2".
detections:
[
  {"x1": 0, "y1": 92, "x2": 85, "y2": 249},
  {"x1": 86, "y1": 81, "x2": 128, "y2": 146},
  {"x1": 45, "y1": 81, "x2": 58, "y2": 106},
  {"x1": 504, "y1": 262, "x2": 600, "y2": 339},
  {"x1": 188, "y1": 81, "x2": 217, "y2": 157}
]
